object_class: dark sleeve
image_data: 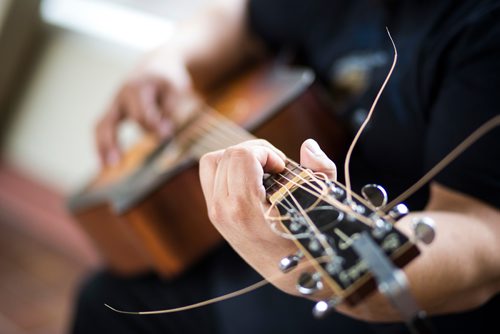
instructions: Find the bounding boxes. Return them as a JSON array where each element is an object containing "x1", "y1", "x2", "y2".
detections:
[
  {"x1": 247, "y1": 0, "x2": 310, "y2": 50},
  {"x1": 424, "y1": 9, "x2": 500, "y2": 208},
  {"x1": 246, "y1": 0, "x2": 345, "y2": 52}
]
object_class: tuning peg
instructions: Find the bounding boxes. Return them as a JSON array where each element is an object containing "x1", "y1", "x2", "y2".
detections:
[
  {"x1": 312, "y1": 297, "x2": 342, "y2": 318},
  {"x1": 361, "y1": 184, "x2": 388, "y2": 208},
  {"x1": 412, "y1": 217, "x2": 435, "y2": 244},
  {"x1": 388, "y1": 203, "x2": 409, "y2": 221},
  {"x1": 329, "y1": 184, "x2": 345, "y2": 199},
  {"x1": 372, "y1": 217, "x2": 393, "y2": 238},
  {"x1": 279, "y1": 251, "x2": 304, "y2": 273},
  {"x1": 296, "y1": 272, "x2": 323, "y2": 295}
]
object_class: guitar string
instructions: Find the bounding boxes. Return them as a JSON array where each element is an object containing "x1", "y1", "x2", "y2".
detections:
[
  {"x1": 165, "y1": 34, "x2": 499, "y2": 217},
  {"x1": 275, "y1": 169, "x2": 375, "y2": 227},
  {"x1": 106, "y1": 279, "x2": 269, "y2": 315},
  {"x1": 173, "y1": 107, "x2": 368, "y2": 227},
  {"x1": 179, "y1": 110, "x2": 372, "y2": 227},
  {"x1": 166, "y1": 114, "x2": 354, "y2": 298},
  {"x1": 105, "y1": 255, "x2": 333, "y2": 315},
  {"x1": 268, "y1": 178, "x2": 336, "y2": 259},
  {"x1": 105, "y1": 31, "x2": 499, "y2": 318},
  {"x1": 167, "y1": 108, "x2": 357, "y2": 227},
  {"x1": 383, "y1": 115, "x2": 500, "y2": 211},
  {"x1": 265, "y1": 184, "x2": 348, "y2": 239},
  {"x1": 159, "y1": 99, "x2": 341, "y2": 209},
  {"x1": 164, "y1": 111, "x2": 366, "y2": 243},
  {"x1": 265, "y1": 175, "x2": 342, "y2": 239},
  {"x1": 343, "y1": 27, "x2": 397, "y2": 204},
  {"x1": 269, "y1": 173, "x2": 334, "y2": 217},
  {"x1": 112, "y1": 102, "x2": 499, "y2": 319},
  {"x1": 266, "y1": 196, "x2": 313, "y2": 240},
  {"x1": 264, "y1": 182, "x2": 346, "y2": 296},
  {"x1": 172, "y1": 99, "x2": 389, "y2": 230}
]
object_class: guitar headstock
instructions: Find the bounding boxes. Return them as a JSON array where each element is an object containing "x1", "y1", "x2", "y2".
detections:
[{"x1": 264, "y1": 162, "x2": 434, "y2": 313}]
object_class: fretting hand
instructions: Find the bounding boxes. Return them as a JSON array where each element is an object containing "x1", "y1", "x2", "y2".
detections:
[
  {"x1": 199, "y1": 138, "x2": 336, "y2": 297},
  {"x1": 94, "y1": 48, "x2": 201, "y2": 167}
]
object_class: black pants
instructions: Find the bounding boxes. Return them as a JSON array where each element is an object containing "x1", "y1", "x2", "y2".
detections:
[{"x1": 70, "y1": 244, "x2": 500, "y2": 334}]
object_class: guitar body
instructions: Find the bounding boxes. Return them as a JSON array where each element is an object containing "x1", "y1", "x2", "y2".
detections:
[{"x1": 68, "y1": 60, "x2": 348, "y2": 278}]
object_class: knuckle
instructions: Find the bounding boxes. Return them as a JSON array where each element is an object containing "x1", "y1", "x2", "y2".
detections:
[
  {"x1": 207, "y1": 201, "x2": 225, "y2": 223},
  {"x1": 200, "y1": 152, "x2": 219, "y2": 167},
  {"x1": 207, "y1": 196, "x2": 250, "y2": 225},
  {"x1": 254, "y1": 138, "x2": 271, "y2": 146},
  {"x1": 225, "y1": 146, "x2": 252, "y2": 159}
]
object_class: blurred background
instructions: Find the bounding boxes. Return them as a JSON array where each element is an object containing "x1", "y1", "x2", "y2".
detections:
[{"x1": 0, "y1": 0, "x2": 203, "y2": 332}]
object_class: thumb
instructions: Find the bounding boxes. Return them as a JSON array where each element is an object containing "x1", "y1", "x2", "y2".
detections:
[{"x1": 300, "y1": 139, "x2": 336, "y2": 180}]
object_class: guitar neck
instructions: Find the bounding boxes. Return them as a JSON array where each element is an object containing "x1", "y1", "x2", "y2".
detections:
[{"x1": 187, "y1": 110, "x2": 255, "y2": 160}]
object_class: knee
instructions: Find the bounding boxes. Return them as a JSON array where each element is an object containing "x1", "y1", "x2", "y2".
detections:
[{"x1": 70, "y1": 270, "x2": 127, "y2": 333}]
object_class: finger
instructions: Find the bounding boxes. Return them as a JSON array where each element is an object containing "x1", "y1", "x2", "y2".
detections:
[
  {"x1": 159, "y1": 83, "x2": 201, "y2": 127},
  {"x1": 300, "y1": 139, "x2": 336, "y2": 180},
  {"x1": 95, "y1": 101, "x2": 123, "y2": 166},
  {"x1": 140, "y1": 82, "x2": 172, "y2": 138},
  {"x1": 223, "y1": 145, "x2": 286, "y2": 201},
  {"x1": 199, "y1": 150, "x2": 224, "y2": 206},
  {"x1": 235, "y1": 139, "x2": 288, "y2": 165},
  {"x1": 124, "y1": 87, "x2": 159, "y2": 134}
]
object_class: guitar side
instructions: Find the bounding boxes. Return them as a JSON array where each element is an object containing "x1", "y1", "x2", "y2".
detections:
[{"x1": 68, "y1": 60, "x2": 348, "y2": 278}]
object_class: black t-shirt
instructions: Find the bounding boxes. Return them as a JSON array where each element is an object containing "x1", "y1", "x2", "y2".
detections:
[
  {"x1": 248, "y1": 0, "x2": 500, "y2": 211},
  {"x1": 247, "y1": 0, "x2": 500, "y2": 332}
]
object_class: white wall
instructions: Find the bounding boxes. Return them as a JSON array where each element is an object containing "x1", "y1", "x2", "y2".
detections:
[
  {"x1": 3, "y1": 28, "x2": 141, "y2": 192},
  {"x1": 2, "y1": 0, "x2": 208, "y2": 193}
]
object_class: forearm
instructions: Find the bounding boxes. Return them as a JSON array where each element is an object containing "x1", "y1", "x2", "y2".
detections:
[
  {"x1": 150, "y1": 0, "x2": 265, "y2": 92},
  {"x1": 200, "y1": 140, "x2": 500, "y2": 323},
  {"x1": 338, "y1": 183, "x2": 500, "y2": 321}
]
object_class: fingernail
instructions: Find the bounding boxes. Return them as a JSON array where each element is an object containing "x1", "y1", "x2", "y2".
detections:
[
  {"x1": 305, "y1": 139, "x2": 323, "y2": 156},
  {"x1": 106, "y1": 150, "x2": 120, "y2": 166},
  {"x1": 157, "y1": 120, "x2": 172, "y2": 137}
]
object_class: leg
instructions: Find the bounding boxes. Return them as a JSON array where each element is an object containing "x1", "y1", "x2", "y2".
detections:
[{"x1": 70, "y1": 257, "x2": 218, "y2": 334}]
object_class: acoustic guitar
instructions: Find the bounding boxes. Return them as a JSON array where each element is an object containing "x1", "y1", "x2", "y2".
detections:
[
  {"x1": 67, "y1": 60, "x2": 348, "y2": 278},
  {"x1": 70, "y1": 60, "x2": 429, "y2": 325}
]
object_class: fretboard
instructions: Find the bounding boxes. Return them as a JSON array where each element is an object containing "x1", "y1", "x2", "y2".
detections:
[
  {"x1": 187, "y1": 110, "x2": 255, "y2": 159},
  {"x1": 162, "y1": 109, "x2": 308, "y2": 203},
  {"x1": 264, "y1": 161, "x2": 311, "y2": 204}
]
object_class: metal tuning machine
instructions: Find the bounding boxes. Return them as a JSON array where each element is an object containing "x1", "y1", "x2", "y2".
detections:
[
  {"x1": 388, "y1": 203, "x2": 409, "y2": 221},
  {"x1": 361, "y1": 184, "x2": 388, "y2": 208},
  {"x1": 412, "y1": 217, "x2": 435, "y2": 245},
  {"x1": 313, "y1": 297, "x2": 343, "y2": 318},
  {"x1": 279, "y1": 250, "x2": 304, "y2": 273},
  {"x1": 296, "y1": 272, "x2": 323, "y2": 295}
]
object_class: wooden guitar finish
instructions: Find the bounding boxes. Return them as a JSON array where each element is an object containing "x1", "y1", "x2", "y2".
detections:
[{"x1": 68, "y1": 61, "x2": 348, "y2": 278}]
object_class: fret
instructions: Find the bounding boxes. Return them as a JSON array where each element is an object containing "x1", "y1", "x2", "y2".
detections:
[
  {"x1": 188, "y1": 111, "x2": 254, "y2": 159},
  {"x1": 264, "y1": 162, "x2": 309, "y2": 204}
]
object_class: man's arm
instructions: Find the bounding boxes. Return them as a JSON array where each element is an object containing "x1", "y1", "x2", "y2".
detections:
[
  {"x1": 95, "y1": 0, "x2": 265, "y2": 165},
  {"x1": 341, "y1": 182, "x2": 500, "y2": 321},
  {"x1": 199, "y1": 139, "x2": 500, "y2": 322}
]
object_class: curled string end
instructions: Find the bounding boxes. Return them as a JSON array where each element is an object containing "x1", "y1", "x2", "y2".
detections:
[{"x1": 104, "y1": 303, "x2": 142, "y2": 315}]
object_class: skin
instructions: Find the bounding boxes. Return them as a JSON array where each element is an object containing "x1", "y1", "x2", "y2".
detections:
[
  {"x1": 95, "y1": 0, "x2": 265, "y2": 166},
  {"x1": 199, "y1": 139, "x2": 500, "y2": 322},
  {"x1": 95, "y1": 0, "x2": 500, "y2": 323}
]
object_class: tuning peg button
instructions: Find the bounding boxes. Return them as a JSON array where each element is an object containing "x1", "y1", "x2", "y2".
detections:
[
  {"x1": 361, "y1": 184, "x2": 388, "y2": 208},
  {"x1": 388, "y1": 203, "x2": 409, "y2": 221},
  {"x1": 412, "y1": 217, "x2": 435, "y2": 244},
  {"x1": 279, "y1": 251, "x2": 304, "y2": 273},
  {"x1": 312, "y1": 297, "x2": 342, "y2": 318}
]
